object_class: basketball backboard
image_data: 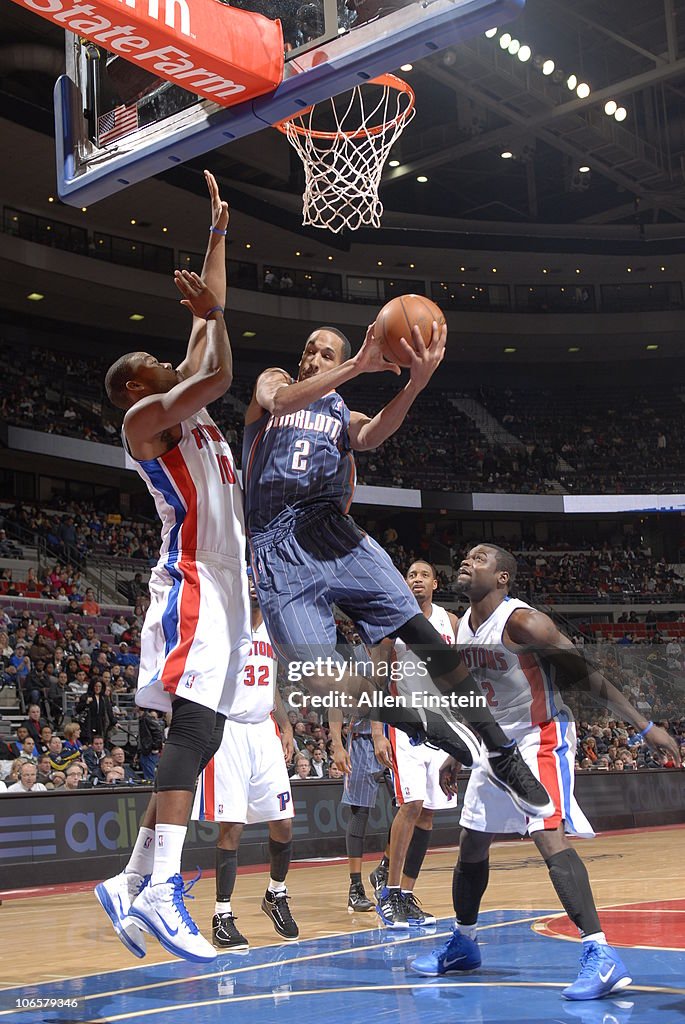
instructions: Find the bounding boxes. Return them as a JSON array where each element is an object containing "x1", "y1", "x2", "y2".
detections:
[{"x1": 54, "y1": 0, "x2": 523, "y2": 206}]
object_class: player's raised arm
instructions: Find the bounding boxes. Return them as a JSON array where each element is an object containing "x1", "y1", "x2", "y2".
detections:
[
  {"x1": 248, "y1": 324, "x2": 401, "y2": 422},
  {"x1": 506, "y1": 608, "x2": 681, "y2": 765},
  {"x1": 124, "y1": 271, "x2": 232, "y2": 450},
  {"x1": 176, "y1": 170, "x2": 229, "y2": 381},
  {"x1": 348, "y1": 320, "x2": 446, "y2": 451}
]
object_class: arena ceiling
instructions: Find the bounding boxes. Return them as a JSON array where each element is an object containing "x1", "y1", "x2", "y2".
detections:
[{"x1": 3, "y1": 0, "x2": 685, "y2": 228}]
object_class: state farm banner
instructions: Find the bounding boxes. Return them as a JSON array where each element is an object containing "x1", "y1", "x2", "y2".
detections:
[{"x1": 12, "y1": 0, "x2": 284, "y2": 105}]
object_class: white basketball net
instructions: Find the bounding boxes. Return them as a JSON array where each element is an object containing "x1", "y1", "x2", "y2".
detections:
[{"x1": 277, "y1": 75, "x2": 415, "y2": 234}]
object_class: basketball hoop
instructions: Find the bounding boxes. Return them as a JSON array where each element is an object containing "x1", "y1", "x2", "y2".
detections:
[{"x1": 275, "y1": 74, "x2": 415, "y2": 233}]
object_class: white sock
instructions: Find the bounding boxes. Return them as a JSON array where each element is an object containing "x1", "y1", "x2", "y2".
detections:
[
  {"x1": 125, "y1": 827, "x2": 155, "y2": 877},
  {"x1": 268, "y1": 878, "x2": 286, "y2": 894},
  {"x1": 582, "y1": 931, "x2": 607, "y2": 946},
  {"x1": 456, "y1": 921, "x2": 478, "y2": 941},
  {"x1": 215, "y1": 900, "x2": 232, "y2": 915},
  {"x1": 401, "y1": 889, "x2": 413, "y2": 896},
  {"x1": 151, "y1": 823, "x2": 187, "y2": 885}
]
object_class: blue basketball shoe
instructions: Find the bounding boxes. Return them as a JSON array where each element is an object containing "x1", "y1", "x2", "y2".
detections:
[
  {"x1": 562, "y1": 943, "x2": 632, "y2": 1001},
  {"x1": 410, "y1": 927, "x2": 481, "y2": 976},
  {"x1": 95, "y1": 870, "x2": 150, "y2": 959}
]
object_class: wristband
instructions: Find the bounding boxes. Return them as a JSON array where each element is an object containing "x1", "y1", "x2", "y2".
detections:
[
  {"x1": 628, "y1": 721, "x2": 654, "y2": 746},
  {"x1": 210, "y1": 226, "x2": 227, "y2": 236},
  {"x1": 203, "y1": 305, "x2": 224, "y2": 320}
]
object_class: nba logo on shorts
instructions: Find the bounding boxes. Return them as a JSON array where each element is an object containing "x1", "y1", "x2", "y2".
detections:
[
  {"x1": 218, "y1": 803, "x2": 224, "y2": 814},
  {"x1": 158, "y1": 835, "x2": 164, "y2": 848},
  {"x1": 144, "y1": 835, "x2": 153, "y2": 849},
  {"x1": 185, "y1": 673, "x2": 196, "y2": 689}
]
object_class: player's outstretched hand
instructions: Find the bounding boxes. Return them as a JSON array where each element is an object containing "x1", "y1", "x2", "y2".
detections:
[
  {"x1": 205, "y1": 169, "x2": 229, "y2": 233},
  {"x1": 353, "y1": 323, "x2": 402, "y2": 376},
  {"x1": 396, "y1": 320, "x2": 447, "y2": 390},
  {"x1": 372, "y1": 734, "x2": 394, "y2": 772},
  {"x1": 438, "y1": 755, "x2": 460, "y2": 798},
  {"x1": 174, "y1": 269, "x2": 222, "y2": 319},
  {"x1": 644, "y1": 723, "x2": 681, "y2": 766},
  {"x1": 331, "y1": 741, "x2": 352, "y2": 775}
]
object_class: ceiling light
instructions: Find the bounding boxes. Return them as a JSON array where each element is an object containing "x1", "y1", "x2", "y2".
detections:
[
  {"x1": 245, "y1": 243, "x2": 251, "y2": 249},
  {"x1": 576, "y1": 82, "x2": 590, "y2": 99},
  {"x1": 660, "y1": 266, "x2": 666, "y2": 271},
  {"x1": 295, "y1": 251, "x2": 301, "y2": 256},
  {"x1": 81, "y1": 207, "x2": 87, "y2": 213},
  {"x1": 517, "y1": 45, "x2": 531, "y2": 62},
  {"x1": 575, "y1": 268, "x2": 581, "y2": 274},
  {"x1": 542, "y1": 268, "x2": 548, "y2": 274},
  {"x1": 162, "y1": 226, "x2": 168, "y2": 233},
  {"x1": 504, "y1": 346, "x2": 516, "y2": 353},
  {"x1": 579, "y1": 165, "x2": 590, "y2": 173},
  {"x1": 484, "y1": 27, "x2": 497, "y2": 38},
  {"x1": 27, "y1": 293, "x2": 44, "y2": 301},
  {"x1": 243, "y1": 331, "x2": 257, "y2": 338},
  {"x1": 604, "y1": 99, "x2": 617, "y2": 116},
  {"x1": 416, "y1": 175, "x2": 428, "y2": 182},
  {"x1": 48, "y1": 196, "x2": 55, "y2": 203},
  {"x1": 627, "y1": 267, "x2": 632, "y2": 273},
  {"x1": 409, "y1": 263, "x2": 415, "y2": 268},
  {"x1": 459, "y1": 266, "x2": 466, "y2": 271},
  {"x1": 377, "y1": 260, "x2": 383, "y2": 266},
  {"x1": 400, "y1": 63, "x2": 413, "y2": 72},
  {"x1": 646, "y1": 344, "x2": 659, "y2": 350},
  {"x1": 566, "y1": 74, "x2": 577, "y2": 90},
  {"x1": 614, "y1": 107, "x2": 627, "y2": 122},
  {"x1": 501, "y1": 150, "x2": 513, "y2": 159},
  {"x1": 507, "y1": 38, "x2": 520, "y2": 55},
  {"x1": 491, "y1": 267, "x2": 497, "y2": 273},
  {"x1": 328, "y1": 255, "x2": 333, "y2": 260},
  {"x1": 130, "y1": 218, "x2": 137, "y2": 225},
  {"x1": 129, "y1": 314, "x2": 144, "y2": 321},
  {"x1": 388, "y1": 159, "x2": 400, "y2": 167},
  {"x1": 499, "y1": 32, "x2": 512, "y2": 49},
  {"x1": 542, "y1": 59, "x2": 555, "y2": 75},
  {"x1": 568, "y1": 346, "x2": 580, "y2": 352}
]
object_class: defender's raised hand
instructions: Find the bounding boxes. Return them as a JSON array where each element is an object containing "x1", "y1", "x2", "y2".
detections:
[
  {"x1": 174, "y1": 270, "x2": 222, "y2": 320},
  {"x1": 205, "y1": 169, "x2": 229, "y2": 234}
]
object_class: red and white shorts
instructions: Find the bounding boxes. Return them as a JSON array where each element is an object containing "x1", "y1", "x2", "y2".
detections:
[
  {"x1": 460, "y1": 715, "x2": 595, "y2": 837},
  {"x1": 136, "y1": 553, "x2": 251, "y2": 718},
  {"x1": 192, "y1": 716, "x2": 294, "y2": 824},
  {"x1": 387, "y1": 725, "x2": 455, "y2": 811}
]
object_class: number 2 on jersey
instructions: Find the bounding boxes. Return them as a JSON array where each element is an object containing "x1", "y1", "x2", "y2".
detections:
[
  {"x1": 244, "y1": 664, "x2": 270, "y2": 686},
  {"x1": 291, "y1": 439, "x2": 311, "y2": 472}
]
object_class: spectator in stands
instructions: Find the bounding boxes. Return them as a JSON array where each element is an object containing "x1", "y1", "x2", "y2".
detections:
[
  {"x1": 82, "y1": 588, "x2": 101, "y2": 616},
  {"x1": 328, "y1": 762, "x2": 344, "y2": 780},
  {"x1": 38, "y1": 724, "x2": 53, "y2": 755},
  {"x1": 68, "y1": 669, "x2": 89, "y2": 695},
  {"x1": 47, "y1": 735, "x2": 80, "y2": 773},
  {"x1": 75, "y1": 679, "x2": 114, "y2": 743},
  {"x1": 309, "y1": 747, "x2": 328, "y2": 778},
  {"x1": 264, "y1": 268, "x2": 278, "y2": 291},
  {"x1": 10, "y1": 644, "x2": 30, "y2": 689},
  {"x1": 38, "y1": 614, "x2": 61, "y2": 646},
  {"x1": 111, "y1": 615, "x2": 129, "y2": 640},
  {"x1": 22, "y1": 704, "x2": 47, "y2": 745},
  {"x1": 293, "y1": 722, "x2": 310, "y2": 752},
  {"x1": 4, "y1": 726, "x2": 29, "y2": 759},
  {"x1": 83, "y1": 734, "x2": 108, "y2": 774},
  {"x1": 110, "y1": 746, "x2": 137, "y2": 782},
  {"x1": 19, "y1": 736, "x2": 38, "y2": 760},
  {"x1": 115, "y1": 642, "x2": 139, "y2": 668},
  {"x1": 47, "y1": 671, "x2": 68, "y2": 726},
  {"x1": 126, "y1": 573, "x2": 148, "y2": 605},
  {"x1": 0, "y1": 529, "x2": 22, "y2": 558},
  {"x1": 36, "y1": 754, "x2": 58, "y2": 788},
  {"x1": 137, "y1": 707, "x2": 164, "y2": 781},
  {"x1": 8, "y1": 761, "x2": 47, "y2": 793},
  {"x1": 80, "y1": 625, "x2": 99, "y2": 656},
  {"x1": 290, "y1": 754, "x2": 314, "y2": 780},
  {"x1": 91, "y1": 754, "x2": 117, "y2": 784},
  {"x1": 64, "y1": 763, "x2": 87, "y2": 790},
  {"x1": 62, "y1": 722, "x2": 83, "y2": 756}
]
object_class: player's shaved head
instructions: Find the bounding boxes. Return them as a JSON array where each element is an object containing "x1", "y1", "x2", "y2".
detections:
[
  {"x1": 482, "y1": 544, "x2": 517, "y2": 589},
  {"x1": 105, "y1": 352, "x2": 145, "y2": 409},
  {"x1": 313, "y1": 327, "x2": 351, "y2": 362}
]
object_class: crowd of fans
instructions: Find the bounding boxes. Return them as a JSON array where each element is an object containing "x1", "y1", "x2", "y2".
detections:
[{"x1": 3, "y1": 334, "x2": 685, "y2": 494}]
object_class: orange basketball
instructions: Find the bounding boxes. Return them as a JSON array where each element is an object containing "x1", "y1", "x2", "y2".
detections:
[{"x1": 374, "y1": 294, "x2": 446, "y2": 367}]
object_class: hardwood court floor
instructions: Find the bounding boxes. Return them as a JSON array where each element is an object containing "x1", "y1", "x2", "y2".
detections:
[{"x1": 0, "y1": 825, "x2": 683, "y2": 989}]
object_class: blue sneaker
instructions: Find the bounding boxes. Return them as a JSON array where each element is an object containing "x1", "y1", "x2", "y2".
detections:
[
  {"x1": 562, "y1": 943, "x2": 632, "y2": 1001},
  {"x1": 410, "y1": 928, "x2": 481, "y2": 976},
  {"x1": 95, "y1": 870, "x2": 149, "y2": 959},
  {"x1": 129, "y1": 872, "x2": 216, "y2": 963}
]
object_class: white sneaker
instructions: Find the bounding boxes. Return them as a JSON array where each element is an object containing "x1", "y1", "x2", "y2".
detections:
[
  {"x1": 129, "y1": 872, "x2": 216, "y2": 963},
  {"x1": 95, "y1": 871, "x2": 149, "y2": 959}
]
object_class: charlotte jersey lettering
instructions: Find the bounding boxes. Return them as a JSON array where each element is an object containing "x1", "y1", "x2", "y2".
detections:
[
  {"x1": 126, "y1": 408, "x2": 244, "y2": 562},
  {"x1": 242, "y1": 386, "x2": 355, "y2": 533},
  {"x1": 456, "y1": 596, "x2": 571, "y2": 731},
  {"x1": 223, "y1": 620, "x2": 277, "y2": 724}
]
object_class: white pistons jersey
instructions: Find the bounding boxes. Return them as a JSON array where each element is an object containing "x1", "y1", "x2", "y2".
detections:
[
  {"x1": 224, "y1": 619, "x2": 277, "y2": 724},
  {"x1": 395, "y1": 602, "x2": 456, "y2": 660},
  {"x1": 456, "y1": 596, "x2": 570, "y2": 731},
  {"x1": 127, "y1": 408, "x2": 244, "y2": 563}
]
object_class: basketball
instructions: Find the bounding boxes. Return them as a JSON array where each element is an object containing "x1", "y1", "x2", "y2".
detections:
[{"x1": 374, "y1": 294, "x2": 446, "y2": 367}]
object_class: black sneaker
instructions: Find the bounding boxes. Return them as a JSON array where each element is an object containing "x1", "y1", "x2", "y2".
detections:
[
  {"x1": 261, "y1": 889, "x2": 299, "y2": 940},
  {"x1": 376, "y1": 887, "x2": 410, "y2": 929},
  {"x1": 402, "y1": 891, "x2": 436, "y2": 928},
  {"x1": 212, "y1": 912, "x2": 249, "y2": 952},
  {"x1": 348, "y1": 881, "x2": 375, "y2": 913},
  {"x1": 369, "y1": 863, "x2": 388, "y2": 899},
  {"x1": 487, "y1": 744, "x2": 555, "y2": 818}
]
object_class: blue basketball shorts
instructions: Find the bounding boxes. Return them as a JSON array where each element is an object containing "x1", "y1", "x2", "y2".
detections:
[{"x1": 249, "y1": 502, "x2": 419, "y2": 661}]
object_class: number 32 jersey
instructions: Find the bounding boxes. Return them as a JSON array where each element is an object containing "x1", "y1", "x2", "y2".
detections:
[
  {"x1": 223, "y1": 619, "x2": 277, "y2": 724},
  {"x1": 242, "y1": 383, "x2": 355, "y2": 535}
]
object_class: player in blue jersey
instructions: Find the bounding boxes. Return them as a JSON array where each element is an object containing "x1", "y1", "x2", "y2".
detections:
[{"x1": 242, "y1": 322, "x2": 552, "y2": 819}]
